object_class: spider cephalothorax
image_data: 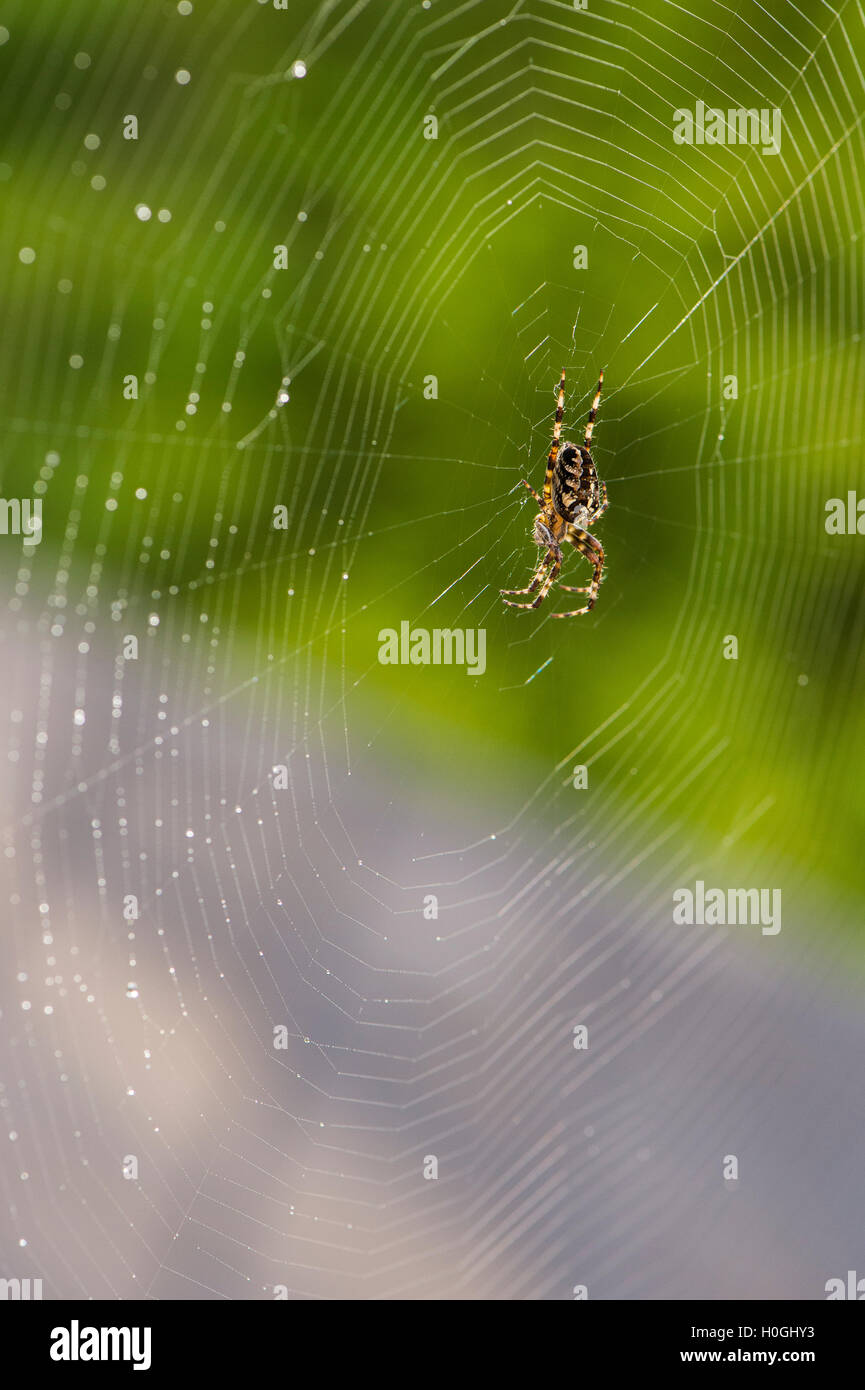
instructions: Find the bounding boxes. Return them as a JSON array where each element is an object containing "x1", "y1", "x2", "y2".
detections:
[{"x1": 501, "y1": 368, "x2": 608, "y2": 617}]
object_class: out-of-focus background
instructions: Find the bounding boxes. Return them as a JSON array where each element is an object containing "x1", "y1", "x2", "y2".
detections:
[{"x1": 1, "y1": 0, "x2": 864, "y2": 1299}]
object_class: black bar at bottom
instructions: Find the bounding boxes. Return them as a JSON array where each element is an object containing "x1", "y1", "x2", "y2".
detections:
[{"x1": 6, "y1": 1297, "x2": 861, "y2": 1375}]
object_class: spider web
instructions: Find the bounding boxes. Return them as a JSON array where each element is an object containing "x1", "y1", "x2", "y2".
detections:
[{"x1": 1, "y1": 0, "x2": 864, "y2": 1301}]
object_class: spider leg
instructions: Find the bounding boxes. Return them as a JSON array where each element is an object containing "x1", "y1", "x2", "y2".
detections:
[
  {"x1": 583, "y1": 370, "x2": 603, "y2": 450},
  {"x1": 501, "y1": 577, "x2": 547, "y2": 596},
  {"x1": 551, "y1": 527, "x2": 604, "y2": 618},
  {"x1": 517, "y1": 479, "x2": 543, "y2": 505},
  {"x1": 502, "y1": 552, "x2": 561, "y2": 609},
  {"x1": 541, "y1": 368, "x2": 566, "y2": 506},
  {"x1": 500, "y1": 549, "x2": 555, "y2": 598}
]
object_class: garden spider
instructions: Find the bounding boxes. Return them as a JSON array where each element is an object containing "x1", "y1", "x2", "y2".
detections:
[{"x1": 501, "y1": 368, "x2": 608, "y2": 617}]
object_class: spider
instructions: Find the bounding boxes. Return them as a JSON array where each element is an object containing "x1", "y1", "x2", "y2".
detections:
[{"x1": 501, "y1": 367, "x2": 608, "y2": 617}]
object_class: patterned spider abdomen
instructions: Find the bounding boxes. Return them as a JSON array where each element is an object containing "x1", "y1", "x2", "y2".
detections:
[{"x1": 553, "y1": 443, "x2": 602, "y2": 523}]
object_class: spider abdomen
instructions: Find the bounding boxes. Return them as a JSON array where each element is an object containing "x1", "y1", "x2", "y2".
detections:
[{"x1": 553, "y1": 443, "x2": 601, "y2": 522}]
